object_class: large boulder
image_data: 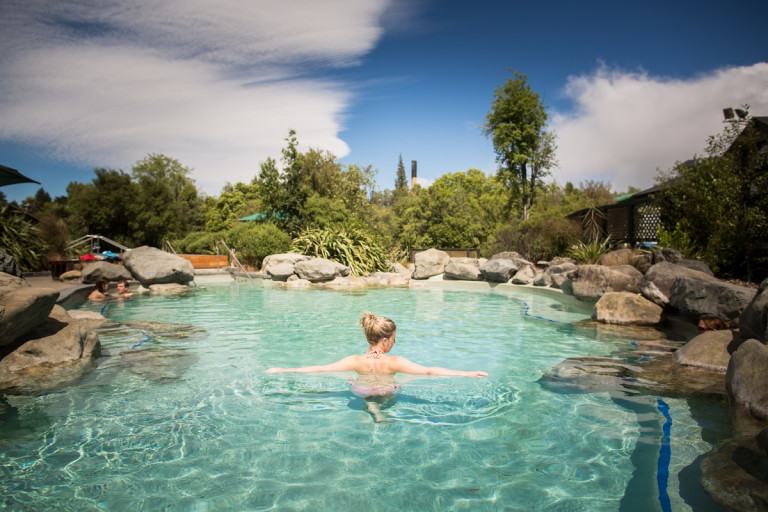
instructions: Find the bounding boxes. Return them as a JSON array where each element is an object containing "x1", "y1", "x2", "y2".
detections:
[
  {"x1": 726, "y1": 339, "x2": 768, "y2": 421},
  {"x1": 266, "y1": 262, "x2": 296, "y2": 282},
  {"x1": 480, "y1": 258, "x2": 519, "y2": 282},
  {"x1": 598, "y1": 248, "x2": 644, "y2": 268},
  {"x1": 444, "y1": 258, "x2": 483, "y2": 281},
  {"x1": 294, "y1": 258, "x2": 349, "y2": 282},
  {"x1": 701, "y1": 436, "x2": 768, "y2": 512},
  {"x1": 672, "y1": 330, "x2": 736, "y2": 373},
  {"x1": 412, "y1": 249, "x2": 450, "y2": 280},
  {"x1": 81, "y1": 260, "x2": 132, "y2": 284},
  {"x1": 123, "y1": 246, "x2": 195, "y2": 287},
  {"x1": 533, "y1": 262, "x2": 577, "y2": 288},
  {"x1": 669, "y1": 276, "x2": 756, "y2": 326},
  {"x1": 739, "y1": 279, "x2": 768, "y2": 342},
  {"x1": 0, "y1": 273, "x2": 58, "y2": 347},
  {"x1": 639, "y1": 262, "x2": 719, "y2": 307},
  {"x1": 260, "y1": 253, "x2": 309, "y2": 274},
  {"x1": 652, "y1": 248, "x2": 684, "y2": 264},
  {"x1": 0, "y1": 305, "x2": 101, "y2": 392},
  {"x1": 592, "y1": 292, "x2": 663, "y2": 326},
  {"x1": 561, "y1": 264, "x2": 643, "y2": 300},
  {"x1": 511, "y1": 265, "x2": 537, "y2": 285}
]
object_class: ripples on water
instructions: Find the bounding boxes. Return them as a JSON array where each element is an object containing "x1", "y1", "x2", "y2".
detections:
[{"x1": 0, "y1": 283, "x2": 729, "y2": 511}]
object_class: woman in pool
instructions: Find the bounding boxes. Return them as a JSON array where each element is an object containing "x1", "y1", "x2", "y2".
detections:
[
  {"x1": 87, "y1": 277, "x2": 111, "y2": 301},
  {"x1": 265, "y1": 312, "x2": 487, "y2": 421}
]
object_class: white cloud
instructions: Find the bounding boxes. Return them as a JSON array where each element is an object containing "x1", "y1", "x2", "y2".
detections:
[
  {"x1": 551, "y1": 63, "x2": 768, "y2": 192},
  {"x1": 0, "y1": 0, "x2": 391, "y2": 195}
]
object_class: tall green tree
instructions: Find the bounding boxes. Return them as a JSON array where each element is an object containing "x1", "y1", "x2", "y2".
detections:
[
  {"x1": 66, "y1": 168, "x2": 141, "y2": 245},
  {"x1": 484, "y1": 70, "x2": 557, "y2": 221},
  {"x1": 253, "y1": 157, "x2": 283, "y2": 217},
  {"x1": 131, "y1": 153, "x2": 204, "y2": 247},
  {"x1": 395, "y1": 154, "x2": 408, "y2": 191},
  {"x1": 280, "y1": 130, "x2": 307, "y2": 234}
]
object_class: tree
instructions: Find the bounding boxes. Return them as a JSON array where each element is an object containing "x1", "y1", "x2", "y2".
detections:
[
  {"x1": 656, "y1": 108, "x2": 768, "y2": 280},
  {"x1": 253, "y1": 157, "x2": 283, "y2": 217},
  {"x1": 395, "y1": 154, "x2": 408, "y2": 191},
  {"x1": 66, "y1": 168, "x2": 141, "y2": 245},
  {"x1": 484, "y1": 70, "x2": 557, "y2": 221},
  {"x1": 131, "y1": 153, "x2": 204, "y2": 247},
  {"x1": 280, "y1": 130, "x2": 308, "y2": 234}
]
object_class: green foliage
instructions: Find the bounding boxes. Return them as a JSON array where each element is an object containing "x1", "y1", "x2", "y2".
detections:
[
  {"x1": 205, "y1": 181, "x2": 260, "y2": 232},
  {"x1": 176, "y1": 231, "x2": 225, "y2": 255},
  {"x1": 291, "y1": 226, "x2": 389, "y2": 276},
  {"x1": 131, "y1": 153, "x2": 205, "y2": 247},
  {"x1": 225, "y1": 222, "x2": 291, "y2": 269},
  {"x1": 0, "y1": 206, "x2": 48, "y2": 271},
  {"x1": 483, "y1": 216, "x2": 580, "y2": 262},
  {"x1": 655, "y1": 110, "x2": 768, "y2": 280},
  {"x1": 567, "y1": 237, "x2": 612, "y2": 264},
  {"x1": 483, "y1": 69, "x2": 557, "y2": 220},
  {"x1": 656, "y1": 223, "x2": 700, "y2": 259}
]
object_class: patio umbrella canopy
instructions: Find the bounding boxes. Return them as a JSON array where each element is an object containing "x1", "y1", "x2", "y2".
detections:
[{"x1": 0, "y1": 164, "x2": 40, "y2": 187}]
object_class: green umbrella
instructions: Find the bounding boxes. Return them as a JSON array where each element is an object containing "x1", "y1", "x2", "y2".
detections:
[{"x1": 0, "y1": 164, "x2": 40, "y2": 187}]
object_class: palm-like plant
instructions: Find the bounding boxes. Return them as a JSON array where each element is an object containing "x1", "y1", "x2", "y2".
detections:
[
  {"x1": 0, "y1": 206, "x2": 48, "y2": 271},
  {"x1": 291, "y1": 226, "x2": 389, "y2": 276}
]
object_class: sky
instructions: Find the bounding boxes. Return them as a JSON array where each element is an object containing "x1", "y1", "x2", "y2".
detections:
[{"x1": 1, "y1": 0, "x2": 767, "y2": 203}]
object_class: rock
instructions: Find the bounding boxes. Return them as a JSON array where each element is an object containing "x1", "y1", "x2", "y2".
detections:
[
  {"x1": 677, "y1": 258, "x2": 714, "y2": 276},
  {"x1": 67, "y1": 310, "x2": 108, "y2": 323},
  {"x1": 58, "y1": 270, "x2": 82, "y2": 281},
  {"x1": 739, "y1": 280, "x2": 768, "y2": 342},
  {"x1": 533, "y1": 262, "x2": 577, "y2": 288},
  {"x1": 285, "y1": 278, "x2": 311, "y2": 288},
  {"x1": 444, "y1": 258, "x2": 483, "y2": 281},
  {"x1": 669, "y1": 276, "x2": 757, "y2": 326},
  {"x1": 267, "y1": 262, "x2": 296, "y2": 281},
  {"x1": 0, "y1": 305, "x2": 101, "y2": 392},
  {"x1": 148, "y1": 283, "x2": 192, "y2": 295},
  {"x1": 119, "y1": 349, "x2": 198, "y2": 381},
  {"x1": 294, "y1": 258, "x2": 349, "y2": 282},
  {"x1": 592, "y1": 292, "x2": 663, "y2": 325},
  {"x1": 652, "y1": 248, "x2": 684, "y2": 264},
  {"x1": 0, "y1": 250, "x2": 22, "y2": 277},
  {"x1": 369, "y1": 272, "x2": 410, "y2": 286},
  {"x1": 123, "y1": 246, "x2": 195, "y2": 287},
  {"x1": 480, "y1": 258, "x2": 521, "y2": 282},
  {"x1": 598, "y1": 248, "x2": 643, "y2": 267},
  {"x1": 549, "y1": 256, "x2": 577, "y2": 266},
  {"x1": 81, "y1": 261, "x2": 132, "y2": 284},
  {"x1": 412, "y1": 249, "x2": 451, "y2": 280},
  {"x1": 757, "y1": 428, "x2": 768, "y2": 456},
  {"x1": 0, "y1": 273, "x2": 58, "y2": 347},
  {"x1": 511, "y1": 265, "x2": 537, "y2": 285},
  {"x1": 726, "y1": 339, "x2": 768, "y2": 421},
  {"x1": 387, "y1": 262, "x2": 411, "y2": 277},
  {"x1": 639, "y1": 262, "x2": 719, "y2": 307},
  {"x1": 701, "y1": 436, "x2": 768, "y2": 512},
  {"x1": 261, "y1": 253, "x2": 309, "y2": 274},
  {"x1": 561, "y1": 264, "x2": 643, "y2": 300},
  {"x1": 489, "y1": 251, "x2": 524, "y2": 261},
  {"x1": 673, "y1": 330, "x2": 736, "y2": 373}
]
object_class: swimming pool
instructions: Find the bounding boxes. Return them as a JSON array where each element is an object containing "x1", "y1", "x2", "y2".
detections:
[{"x1": 1, "y1": 280, "x2": 729, "y2": 510}]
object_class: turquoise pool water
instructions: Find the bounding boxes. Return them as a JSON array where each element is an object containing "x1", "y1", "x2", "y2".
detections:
[{"x1": 1, "y1": 282, "x2": 729, "y2": 511}]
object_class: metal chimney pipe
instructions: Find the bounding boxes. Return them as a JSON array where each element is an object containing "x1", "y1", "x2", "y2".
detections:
[{"x1": 411, "y1": 160, "x2": 417, "y2": 189}]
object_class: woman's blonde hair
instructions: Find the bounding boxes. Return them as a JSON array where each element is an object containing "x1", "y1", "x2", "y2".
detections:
[{"x1": 359, "y1": 312, "x2": 396, "y2": 345}]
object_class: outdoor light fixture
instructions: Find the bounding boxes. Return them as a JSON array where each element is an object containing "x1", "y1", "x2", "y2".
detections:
[
  {"x1": 735, "y1": 108, "x2": 747, "y2": 120},
  {"x1": 723, "y1": 107, "x2": 735, "y2": 120}
]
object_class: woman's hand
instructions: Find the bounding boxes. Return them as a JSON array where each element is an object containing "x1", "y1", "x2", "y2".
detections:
[{"x1": 264, "y1": 368, "x2": 284, "y2": 374}]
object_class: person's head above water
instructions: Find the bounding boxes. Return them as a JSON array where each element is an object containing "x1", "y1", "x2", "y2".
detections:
[{"x1": 359, "y1": 312, "x2": 396, "y2": 346}]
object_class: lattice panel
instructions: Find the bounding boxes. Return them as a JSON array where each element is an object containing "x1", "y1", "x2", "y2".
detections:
[
  {"x1": 633, "y1": 204, "x2": 661, "y2": 241},
  {"x1": 605, "y1": 207, "x2": 630, "y2": 241}
]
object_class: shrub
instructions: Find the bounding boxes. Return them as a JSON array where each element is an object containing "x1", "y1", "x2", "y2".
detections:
[
  {"x1": 482, "y1": 216, "x2": 581, "y2": 262},
  {"x1": 177, "y1": 231, "x2": 225, "y2": 254},
  {"x1": 225, "y1": 222, "x2": 290, "y2": 268},
  {"x1": 291, "y1": 226, "x2": 389, "y2": 276},
  {"x1": 567, "y1": 237, "x2": 612, "y2": 264},
  {"x1": 0, "y1": 206, "x2": 48, "y2": 271}
]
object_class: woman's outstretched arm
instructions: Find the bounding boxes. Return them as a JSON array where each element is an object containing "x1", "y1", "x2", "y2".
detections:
[
  {"x1": 265, "y1": 356, "x2": 359, "y2": 374},
  {"x1": 389, "y1": 356, "x2": 487, "y2": 378}
]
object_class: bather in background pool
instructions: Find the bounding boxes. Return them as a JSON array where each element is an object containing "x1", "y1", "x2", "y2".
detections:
[{"x1": 0, "y1": 282, "x2": 729, "y2": 511}]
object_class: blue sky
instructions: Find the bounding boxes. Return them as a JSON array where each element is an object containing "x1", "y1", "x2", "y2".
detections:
[{"x1": 1, "y1": 0, "x2": 767, "y2": 203}]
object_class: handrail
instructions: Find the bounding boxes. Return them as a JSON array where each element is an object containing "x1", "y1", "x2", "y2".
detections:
[
  {"x1": 163, "y1": 240, "x2": 178, "y2": 255},
  {"x1": 66, "y1": 234, "x2": 131, "y2": 255},
  {"x1": 218, "y1": 239, "x2": 256, "y2": 285}
]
